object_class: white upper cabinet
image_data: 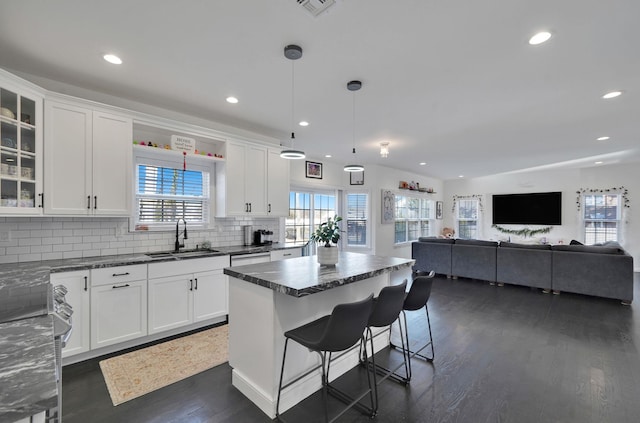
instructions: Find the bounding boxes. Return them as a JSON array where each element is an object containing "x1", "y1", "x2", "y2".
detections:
[
  {"x1": 216, "y1": 141, "x2": 267, "y2": 217},
  {"x1": 44, "y1": 97, "x2": 132, "y2": 215},
  {"x1": 267, "y1": 148, "x2": 290, "y2": 216},
  {"x1": 0, "y1": 69, "x2": 44, "y2": 215}
]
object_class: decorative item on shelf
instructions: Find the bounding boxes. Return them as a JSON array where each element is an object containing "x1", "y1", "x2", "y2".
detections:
[
  {"x1": 0, "y1": 107, "x2": 16, "y2": 119},
  {"x1": 310, "y1": 215, "x2": 342, "y2": 266},
  {"x1": 492, "y1": 224, "x2": 552, "y2": 238}
]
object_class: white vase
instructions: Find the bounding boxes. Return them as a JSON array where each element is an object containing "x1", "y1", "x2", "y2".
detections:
[{"x1": 317, "y1": 246, "x2": 339, "y2": 266}]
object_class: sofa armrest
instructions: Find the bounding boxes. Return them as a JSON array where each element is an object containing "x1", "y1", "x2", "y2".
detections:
[
  {"x1": 411, "y1": 240, "x2": 452, "y2": 275},
  {"x1": 552, "y1": 250, "x2": 634, "y2": 303}
]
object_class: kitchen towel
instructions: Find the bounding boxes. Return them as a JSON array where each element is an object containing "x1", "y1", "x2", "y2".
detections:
[{"x1": 99, "y1": 324, "x2": 228, "y2": 406}]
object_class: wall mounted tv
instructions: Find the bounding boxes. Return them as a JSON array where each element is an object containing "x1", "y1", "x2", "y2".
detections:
[{"x1": 492, "y1": 191, "x2": 562, "y2": 225}]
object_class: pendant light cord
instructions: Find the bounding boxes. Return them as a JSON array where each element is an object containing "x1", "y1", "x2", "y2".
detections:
[
  {"x1": 352, "y1": 89, "x2": 356, "y2": 155},
  {"x1": 291, "y1": 60, "x2": 295, "y2": 145}
]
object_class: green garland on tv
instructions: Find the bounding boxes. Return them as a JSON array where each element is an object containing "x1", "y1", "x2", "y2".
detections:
[{"x1": 492, "y1": 225, "x2": 552, "y2": 238}]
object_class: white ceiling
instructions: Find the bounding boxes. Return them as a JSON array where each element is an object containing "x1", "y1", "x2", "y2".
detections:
[{"x1": 1, "y1": 0, "x2": 639, "y2": 180}]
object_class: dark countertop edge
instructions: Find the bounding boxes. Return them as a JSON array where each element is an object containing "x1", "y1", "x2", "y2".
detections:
[
  {"x1": 0, "y1": 315, "x2": 58, "y2": 422},
  {"x1": 224, "y1": 259, "x2": 414, "y2": 298}
]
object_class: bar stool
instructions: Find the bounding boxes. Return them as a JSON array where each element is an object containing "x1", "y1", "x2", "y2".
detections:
[
  {"x1": 360, "y1": 279, "x2": 410, "y2": 411},
  {"x1": 391, "y1": 270, "x2": 436, "y2": 381},
  {"x1": 276, "y1": 294, "x2": 375, "y2": 422}
]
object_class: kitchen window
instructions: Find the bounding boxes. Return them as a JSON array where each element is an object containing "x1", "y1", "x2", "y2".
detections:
[
  {"x1": 133, "y1": 152, "x2": 212, "y2": 230},
  {"x1": 394, "y1": 195, "x2": 433, "y2": 244}
]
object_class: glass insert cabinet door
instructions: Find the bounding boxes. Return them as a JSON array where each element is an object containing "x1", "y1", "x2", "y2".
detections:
[{"x1": 0, "y1": 85, "x2": 42, "y2": 213}]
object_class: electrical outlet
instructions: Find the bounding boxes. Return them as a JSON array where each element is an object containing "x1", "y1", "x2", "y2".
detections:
[{"x1": 0, "y1": 231, "x2": 10, "y2": 242}]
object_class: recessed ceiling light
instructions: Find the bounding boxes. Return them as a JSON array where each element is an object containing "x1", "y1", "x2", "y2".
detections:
[
  {"x1": 458, "y1": 175, "x2": 464, "y2": 178},
  {"x1": 596, "y1": 136, "x2": 610, "y2": 141},
  {"x1": 325, "y1": 154, "x2": 332, "y2": 158},
  {"x1": 419, "y1": 162, "x2": 427, "y2": 166},
  {"x1": 595, "y1": 161, "x2": 603, "y2": 164},
  {"x1": 103, "y1": 54, "x2": 122, "y2": 65},
  {"x1": 226, "y1": 97, "x2": 238, "y2": 104},
  {"x1": 299, "y1": 121, "x2": 309, "y2": 127},
  {"x1": 529, "y1": 31, "x2": 552, "y2": 45},
  {"x1": 602, "y1": 91, "x2": 622, "y2": 99}
]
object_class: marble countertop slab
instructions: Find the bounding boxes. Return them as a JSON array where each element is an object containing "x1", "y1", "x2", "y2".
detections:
[
  {"x1": 0, "y1": 315, "x2": 58, "y2": 423},
  {"x1": 224, "y1": 252, "x2": 414, "y2": 297}
]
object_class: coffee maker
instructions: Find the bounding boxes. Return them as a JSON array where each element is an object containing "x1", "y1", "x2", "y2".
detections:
[{"x1": 253, "y1": 229, "x2": 273, "y2": 246}]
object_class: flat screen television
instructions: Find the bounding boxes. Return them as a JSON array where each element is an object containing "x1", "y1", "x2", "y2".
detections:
[{"x1": 492, "y1": 192, "x2": 562, "y2": 225}]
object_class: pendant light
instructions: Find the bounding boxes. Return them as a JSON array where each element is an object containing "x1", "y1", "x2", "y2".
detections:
[
  {"x1": 280, "y1": 45, "x2": 306, "y2": 160},
  {"x1": 344, "y1": 80, "x2": 364, "y2": 172}
]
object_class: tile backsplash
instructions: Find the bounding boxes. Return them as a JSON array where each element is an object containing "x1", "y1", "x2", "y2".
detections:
[{"x1": 0, "y1": 216, "x2": 280, "y2": 264}]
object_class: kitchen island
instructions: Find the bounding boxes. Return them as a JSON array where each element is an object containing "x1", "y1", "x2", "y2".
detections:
[{"x1": 223, "y1": 252, "x2": 414, "y2": 418}]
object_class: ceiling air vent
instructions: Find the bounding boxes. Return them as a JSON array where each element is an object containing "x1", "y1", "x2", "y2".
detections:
[{"x1": 296, "y1": 0, "x2": 337, "y2": 17}]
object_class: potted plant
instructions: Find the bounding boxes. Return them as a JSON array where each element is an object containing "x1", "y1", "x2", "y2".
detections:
[{"x1": 310, "y1": 215, "x2": 342, "y2": 266}]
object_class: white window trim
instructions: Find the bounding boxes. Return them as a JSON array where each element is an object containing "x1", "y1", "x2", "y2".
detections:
[
  {"x1": 131, "y1": 149, "x2": 215, "y2": 232},
  {"x1": 343, "y1": 189, "x2": 371, "y2": 251},
  {"x1": 393, "y1": 193, "x2": 435, "y2": 245},
  {"x1": 580, "y1": 193, "x2": 622, "y2": 244},
  {"x1": 454, "y1": 198, "x2": 481, "y2": 240}
]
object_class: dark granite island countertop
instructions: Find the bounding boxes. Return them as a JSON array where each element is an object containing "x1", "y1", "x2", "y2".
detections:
[
  {"x1": 224, "y1": 251, "x2": 414, "y2": 297},
  {"x1": 0, "y1": 315, "x2": 58, "y2": 422},
  {"x1": 225, "y1": 251, "x2": 414, "y2": 418}
]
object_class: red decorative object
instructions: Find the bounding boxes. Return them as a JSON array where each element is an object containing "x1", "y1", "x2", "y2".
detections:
[{"x1": 183, "y1": 151, "x2": 187, "y2": 171}]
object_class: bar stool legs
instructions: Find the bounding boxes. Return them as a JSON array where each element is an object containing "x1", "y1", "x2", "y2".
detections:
[{"x1": 275, "y1": 295, "x2": 375, "y2": 422}]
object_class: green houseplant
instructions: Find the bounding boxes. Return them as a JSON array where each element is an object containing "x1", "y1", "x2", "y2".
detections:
[{"x1": 310, "y1": 216, "x2": 342, "y2": 265}]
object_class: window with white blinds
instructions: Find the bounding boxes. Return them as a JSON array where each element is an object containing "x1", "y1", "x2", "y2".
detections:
[{"x1": 134, "y1": 155, "x2": 211, "y2": 229}]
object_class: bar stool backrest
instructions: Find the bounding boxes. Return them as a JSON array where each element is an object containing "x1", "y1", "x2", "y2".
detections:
[
  {"x1": 317, "y1": 294, "x2": 374, "y2": 352},
  {"x1": 404, "y1": 276, "x2": 434, "y2": 311},
  {"x1": 369, "y1": 280, "x2": 408, "y2": 327}
]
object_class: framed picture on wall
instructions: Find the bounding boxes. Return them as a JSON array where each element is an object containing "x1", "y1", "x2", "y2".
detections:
[
  {"x1": 305, "y1": 161, "x2": 323, "y2": 179},
  {"x1": 436, "y1": 201, "x2": 443, "y2": 219},
  {"x1": 350, "y1": 170, "x2": 364, "y2": 185},
  {"x1": 382, "y1": 190, "x2": 395, "y2": 224}
]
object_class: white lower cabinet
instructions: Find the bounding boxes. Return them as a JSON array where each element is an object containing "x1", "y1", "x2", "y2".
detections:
[
  {"x1": 90, "y1": 264, "x2": 147, "y2": 349},
  {"x1": 50, "y1": 270, "x2": 90, "y2": 358},
  {"x1": 148, "y1": 256, "x2": 229, "y2": 335}
]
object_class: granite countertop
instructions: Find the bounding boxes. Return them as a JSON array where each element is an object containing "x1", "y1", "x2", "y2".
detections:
[
  {"x1": 0, "y1": 315, "x2": 58, "y2": 423},
  {"x1": 0, "y1": 242, "x2": 306, "y2": 420},
  {"x1": 224, "y1": 251, "x2": 414, "y2": 297}
]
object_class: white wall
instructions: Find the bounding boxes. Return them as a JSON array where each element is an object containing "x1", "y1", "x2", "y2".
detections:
[{"x1": 443, "y1": 163, "x2": 639, "y2": 271}]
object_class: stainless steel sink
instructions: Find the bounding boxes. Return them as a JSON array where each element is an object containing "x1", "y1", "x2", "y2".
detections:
[{"x1": 145, "y1": 249, "x2": 221, "y2": 259}]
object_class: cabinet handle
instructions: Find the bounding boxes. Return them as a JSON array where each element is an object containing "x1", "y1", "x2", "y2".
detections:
[
  {"x1": 248, "y1": 203, "x2": 252, "y2": 212},
  {"x1": 87, "y1": 195, "x2": 91, "y2": 209},
  {"x1": 194, "y1": 278, "x2": 198, "y2": 290},
  {"x1": 112, "y1": 272, "x2": 130, "y2": 277},
  {"x1": 268, "y1": 204, "x2": 271, "y2": 213},
  {"x1": 84, "y1": 276, "x2": 88, "y2": 291},
  {"x1": 283, "y1": 253, "x2": 292, "y2": 256},
  {"x1": 189, "y1": 279, "x2": 193, "y2": 291},
  {"x1": 94, "y1": 196, "x2": 97, "y2": 209},
  {"x1": 245, "y1": 203, "x2": 249, "y2": 212},
  {"x1": 112, "y1": 284, "x2": 130, "y2": 289},
  {"x1": 38, "y1": 193, "x2": 44, "y2": 208}
]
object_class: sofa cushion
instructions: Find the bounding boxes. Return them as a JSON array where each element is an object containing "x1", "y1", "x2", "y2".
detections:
[
  {"x1": 569, "y1": 239, "x2": 583, "y2": 245},
  {"x1": 552, "y1": 244, "x2": 625, "y2": 255},
  {"x1": 418, "y1": 237, "x2": 455, "y2": 244},
  {"x1": 454, "y1": 239, "x2": 498, "y2": 247},
  {"x1": 499, "y1": 241, "x2": 552, "y2": 250}
]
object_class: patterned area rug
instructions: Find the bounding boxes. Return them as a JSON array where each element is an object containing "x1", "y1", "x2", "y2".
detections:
[{"x1": 99, "y1": 325, "x2": 228, "y2": 406}]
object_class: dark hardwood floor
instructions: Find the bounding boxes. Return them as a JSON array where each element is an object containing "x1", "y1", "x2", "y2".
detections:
[{"x1": 63, "y1": 273, "x2": 640, "y2": 423}]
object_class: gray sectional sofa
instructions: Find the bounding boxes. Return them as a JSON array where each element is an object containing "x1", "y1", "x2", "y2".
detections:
[{"x1": 412, "y1": 237, "x2": 634, "y2": 304}]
